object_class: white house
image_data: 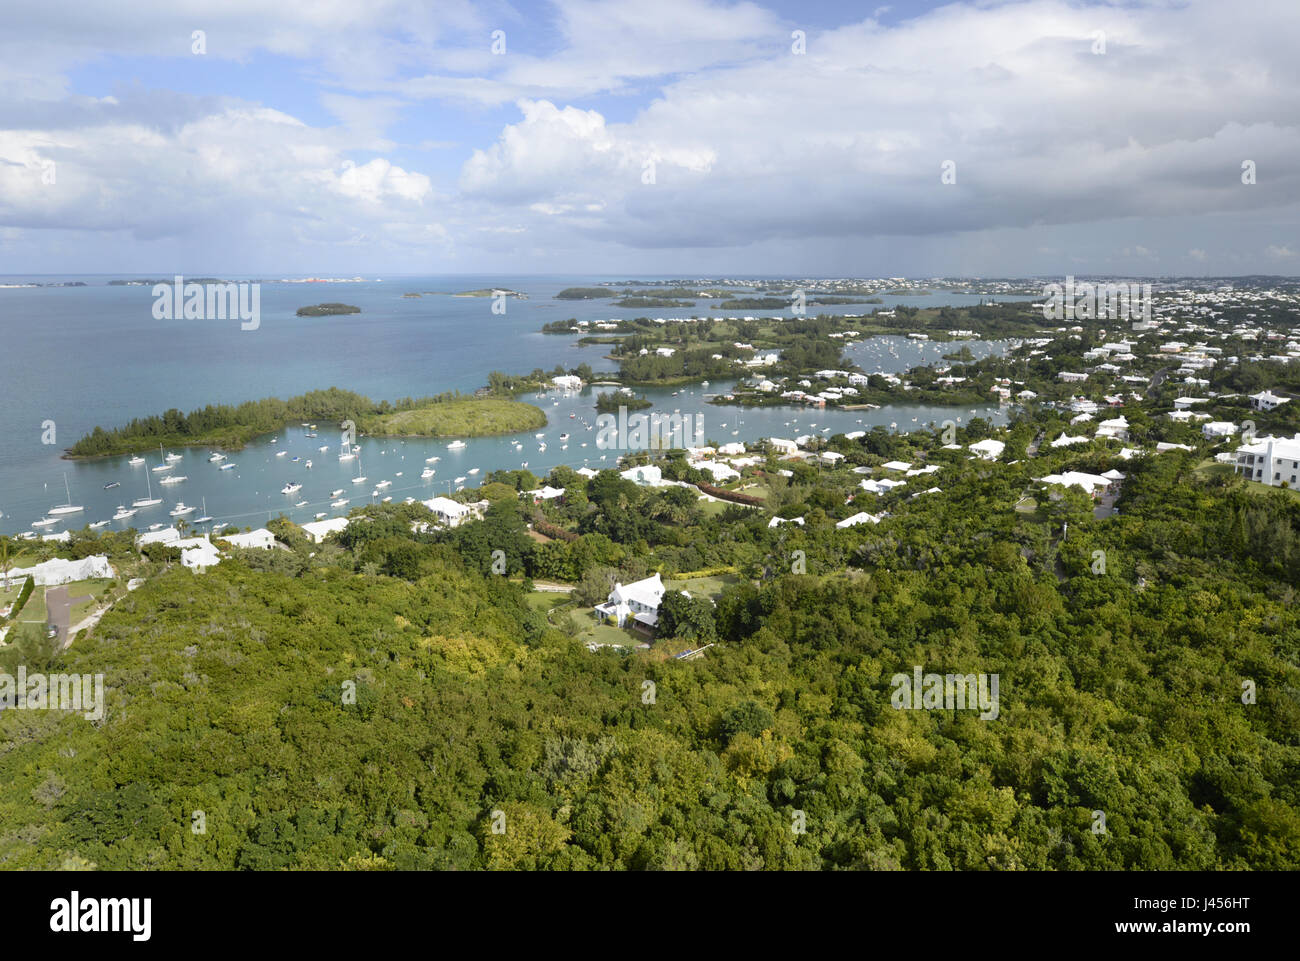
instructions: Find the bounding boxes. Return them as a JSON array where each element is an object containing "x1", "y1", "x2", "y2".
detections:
[
  {"x1": 691, "y1": 460, "x2": 740, "y2": 482},
  {"x1": 1250, "y1": 390, "x2": 1290, "y2": 412},
  {"x1": 1037, "y1": 471, "x2": 1114, "y2": 497},
  {"x1": 619, "y1": 464, "x2": 663, "y2": 486},
  {"x1": 181, "y1": 536, "x2": 223, "y2": 571},
  {"x1": 301, "y1": 516, "x2": 352, "y2": 543},
  {"x1": 595, "y1": 572, "x2": 668, "y2": 631},
  {"x1": 1234, "y1": 432, "x2": 1300, "y2": 487},
  {"x1": 836, "y1": 511, "x2": 881, "y2": 528},
  {"x1": 1202, "y1": 422, "x2": 1237, "y2": 440},
  {"x1": 969, "y1": 439, "x2": 1005, "y2": 460},
  {"x1": 220, "y1": 528, "x2": 277, "y2": 550},
  {"x1": 422, "y1": 496, "x2": 472, "y2": 527},
  {"x1": 767, "y1": 437, "x2": 799, "y2": 455},
  {"x1": 1096, "y1": 416, "x2": 1130, "y2": 442},
  {"x1": 552, "y1": 374, "x2": 583, "y2": 390}
]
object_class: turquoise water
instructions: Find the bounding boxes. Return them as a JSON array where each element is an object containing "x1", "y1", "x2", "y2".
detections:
[{"x1": 0, "y1": 276, "x2": 1027, "y2": 535}]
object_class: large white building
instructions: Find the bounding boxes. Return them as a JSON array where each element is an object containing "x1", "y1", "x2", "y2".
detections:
[
  {"x1": 1234, "y1": 433, "x2": 1300, "y2": 487},
  {"x1": 1250, "y1": 390, "x2": 1290, "y2": 412},
  {"x1": 595, "y1": 572, "x2": 668, "y2": 631}
]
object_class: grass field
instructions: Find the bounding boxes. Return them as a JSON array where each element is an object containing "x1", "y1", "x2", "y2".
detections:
[
  {"x1": 666, "y1": 574, "x2": 739, "y2": 600},
  {"x1": 365, "y1": 398, "x2": 547, "y2": 438}
]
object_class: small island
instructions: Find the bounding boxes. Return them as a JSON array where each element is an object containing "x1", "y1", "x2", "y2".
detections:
[
  {"x1": 448, "y1": 288, "x2": 527, "y2": 299},
  {"x1": 65, "y1": 387, "x2": 548, "y2": 457},
  {"x1": 554, "y1": 287, "x2": 615, "y2": 300},
  {"x1": 296, "y1": 303, "x2": 361, "y2": 317},
  {"x1": 595, "y1": 391, "x2": 652, "y2": 413}
]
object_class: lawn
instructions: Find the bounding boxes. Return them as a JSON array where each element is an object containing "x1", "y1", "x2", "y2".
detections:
[
  {"x1": 531, "y1": 592, "x2": 641, "y2": 647},
  {"x1": 365, "y1": 398, "x2": 547, "y2": 438},
  {"x1": 666, "y1": 573, "x2": 740, "y2": 601}
]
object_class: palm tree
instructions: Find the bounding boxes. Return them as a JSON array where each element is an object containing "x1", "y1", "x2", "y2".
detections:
[{"x1": 1, "y1": 539, "x2": 12, "y2": 592}]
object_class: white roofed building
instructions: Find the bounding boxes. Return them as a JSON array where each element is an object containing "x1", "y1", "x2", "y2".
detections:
[{"x1": 594, "y1": 572, "x2": 668, "y2": 632}]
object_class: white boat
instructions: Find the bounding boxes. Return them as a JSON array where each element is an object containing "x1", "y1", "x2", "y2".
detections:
[
  {"x1": 338, "y1": 452, "x2": 355, "y2": 461},
  {"x1": 559, "y1": 434, "x2": 569, "y2": 441},
  {"x1": 305, "y1": 460, "x2": 312, "y2": 468},
  {"x1": 128, "y1": 456, "x2": 146, "y2": 466},
  {"x1": 133, "y1": 473, "x2": 162, "y2": 508},
  {"x1": 45, "y1": 474, "x2": 84, "y2": 514},
  {"x1": 89, "y1": 520, "x2": 110, "y2": 529},
  {"x1": 375, "y1": 480, "x2": 391, "y2": 489},
  {"x1": 104, "y1": 481, "x2": 120, "y2": 490},
  {"x1": 276, "y1": 451, "x2": 287, "y2": 458},
  {"x1": 314, "y1": 513, "x2": 327, "y2": 520},
  {"x1": 467, "y1": 468, "x2": 480, "y2": 475},
  {"x1": 535, "y1": 433, "x2": 545, "y2": 439},
  {"x1": 32, "y1": 516, "x2": 60, "y2": 528},
  {"x1": 208, "y1": 453, "x2": 226, "y2": 463},
  {"x1": 538, "y1": 443, "x2": 547, "y2": 451},
  {"x1": 219, "y1": 463, "x2": 236, "y2": 471},
  {"x1": 152, "y1": 463, "x2": 173, "y2": 472},
  {"x1": 170, "y1": 502, "x2": 195, "y2": 517},
  {"x1": 331, "y1": 498, "x2": 349, "y2": 508},
  {"x1": 381, "y1": 496, "x2": 392, "y2": 503},
  {"x1": 330, "y1": 489, "x2": 344, "y2": 497},
  {"x1": 454, "y1": 476, "x2": 467, "y2": 484},
  {"x1": 395, "y1": 472, "x2": 402, "y2": 477},
  {"x1": 352, "y1": 445, "x2": 360, "y2": 453},
  {"x1": 425, "y1": 456, "x2": 440, "y2": 463},
  {"x1": 318, "y1": 445, "x2": 330, "y2": 452},
  {"x1": 295, "y1": 500, "x2": 308, "y2": 508},
  {"x1": 113, "y1": 506, "x2": 137, "y2": 520},
  {"x1": 160, "y1": 475, "x2": 187, "y2": 485},
  {"x1": 352, "y1": 476, "x2": 368, "y2": 484},
  {"x1": 447, "y1": 440, "x2": 467, "y2": 450},
  {"x1": 281, "y1": 482, "x2": 302, "y2": 495},
  {"x1": 421, "y1": 468, "x2": 435, "y2": 479},
  {"x1": 165, "y1": 452, "x2": 183, "y2": 462},
  {"x1": 192, "y1": 499, "x2": 213, "y2": 524},
  {"x1": 147, "y1": 523, "x2": 164, "y2": 531}
]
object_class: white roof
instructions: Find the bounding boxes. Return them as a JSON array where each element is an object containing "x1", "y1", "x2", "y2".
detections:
[
  {"x1": 6, "y1": 554, "x2": 114, "y2": 586},
  {"x1": 221, "y1": 528, "x2": 276, "y2": 549},
  {"x1": 301, "y1": 517, "x2": 352, "y2": 542},
  {"x1": 836, "y1": 511, "x2": 881, "y2": 528},
  {"x1": 881, "y1": 461, "x2": 912, "y2": 471},
  {"x1": 423, "y1": 496, "x2": 470, "y2": 517},
  {"x1": 1038, "y1": 471, "x2": 1113, "y2": 494}
]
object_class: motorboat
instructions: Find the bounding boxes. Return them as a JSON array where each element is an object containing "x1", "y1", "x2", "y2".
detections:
[
  {"x1": 421, "y1": 468, "x2": 435, "y2": 479},
  {"x1": 128, "y1": 456, "x2": 146, "y2": 466},
  {"x1": 165, "y1": 451, "x2": 183, "y2": 462},
  {"x1": 330, "y1": 489, "x2": 344, "y2": 497},
  {"x1": 351, "y1": 476, "x2": 367, "y2": 484},
  {"x1": 89, "y1": 520, "x2": 110, "y2": 530},
  {"x1": 305, "y1": 460, "x2": 312, "y2": 468},
  {"x1": 447, "y1": 440, "x2": 467, "y2": 450},
  {"x1": 104, "y1": 481, "x2": 120, "y2": 490},
  {"x1": 113, "y1": 506, "x2": 138, "y2": 520},
  {"x1": 159, "y1": 475, "x2": 187, "y2": 485},
  {"x1": 331, "y1": 498, "x2": 349, "y2": 508},
  {"x1": 295, "y1": 500, "x2": 308, "y2": 508},
  {"x1": 32, "y1": 516, "x2": 60, "y2": 528},
  {"x1": 281, "y1": 482, "x2": 302, "y2": 494},
  {"x1": 219, "y1": 463, "x2": 236, "y2": 470},
  {"x1": 209, "y1": 452, "x2": 226, "y2": 463},
  {"x1": 169, "y1": 502, "x2": 195, "y2": 517},
  {"x1": 375, "y1": 480, "x2": 391, "y2": 489}
]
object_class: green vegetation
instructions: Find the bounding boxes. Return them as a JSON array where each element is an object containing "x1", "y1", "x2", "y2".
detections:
[
  {"x1": 66, "y1": 387, "x2": 541, "y2": 457},
  {"x1": 555, "y1": 287, "x2": 615, "y2": 300},
  {"x1": 364, "y1": 398, "x2": 546, "y2": 438},
  {"x1": 614, "y1": 297, "x2": 695, "y2": 308},
  {"x1": 595, "y1": 392, "x2": 651, "y2": 413},
  {"x1": 296, "y1": 303, "x2": 361, "y2": 317}
]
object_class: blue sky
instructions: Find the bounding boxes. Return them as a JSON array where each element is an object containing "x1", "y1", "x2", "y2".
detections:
[{"x1": 1, "y1": 0, "x2": 1297, "y2": 276}]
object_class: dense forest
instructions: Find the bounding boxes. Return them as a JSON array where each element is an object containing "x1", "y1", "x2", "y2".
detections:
[{"x1": 3, "y1": 413, "x2": 1297, "y2": 870}]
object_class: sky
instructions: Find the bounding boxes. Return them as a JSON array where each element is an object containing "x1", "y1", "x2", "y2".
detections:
[{"x1": 0, "y1": 0, "x2": 1297, "y2": 277}]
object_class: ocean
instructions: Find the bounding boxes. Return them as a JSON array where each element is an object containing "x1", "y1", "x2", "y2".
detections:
[{"x1": 0, "y1": 276, "x2": 1029, "y2": 535}]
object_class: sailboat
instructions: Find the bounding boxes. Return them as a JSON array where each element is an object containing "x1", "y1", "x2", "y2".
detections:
[
  {"x1": 132, "y1": 471, "x2": 162, "y2": 508},
  {"x1": 351, "y1": 457, "x2": 367, "y2": 485},
  {"x1": 152, "y1": 444, "x2": 173, "y2": 471},
  {"x1": 192, "y1": 498, "x2": 213, "y2": 524},
  {"x1": 48, "y1": 474, "x2": 84, "y2": 515}
]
